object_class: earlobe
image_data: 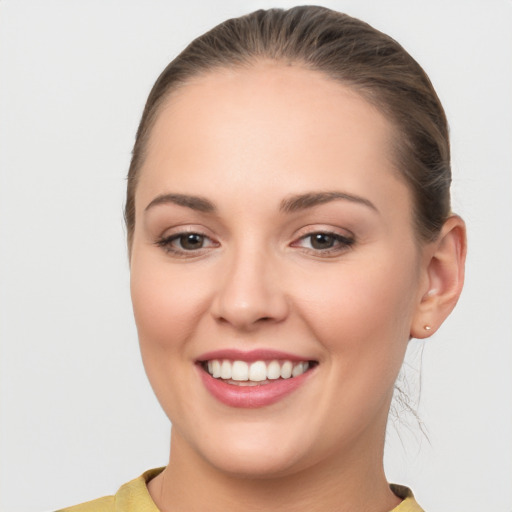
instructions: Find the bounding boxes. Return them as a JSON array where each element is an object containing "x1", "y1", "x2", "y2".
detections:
[{"x1": 411, "y1": 215, "x2": 467, "y2": 339}]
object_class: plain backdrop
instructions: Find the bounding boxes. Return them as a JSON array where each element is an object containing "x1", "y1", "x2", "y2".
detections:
[{"x1": 1, "y1": 1, "x2": 511, "y2": 511}]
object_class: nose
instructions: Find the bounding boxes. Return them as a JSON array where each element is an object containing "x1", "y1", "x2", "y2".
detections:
[{"x1": 210, "y1": 245, "x2": 289, "y2": 330}]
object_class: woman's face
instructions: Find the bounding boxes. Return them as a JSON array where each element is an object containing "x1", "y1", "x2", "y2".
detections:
[{"x1": 130, "y1": 64, "x2": 428, "y2": 477}]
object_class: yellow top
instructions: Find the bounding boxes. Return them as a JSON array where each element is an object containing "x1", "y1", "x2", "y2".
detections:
[{"x1": 56, "y1": 468, "x2": 424, "y2": 512}]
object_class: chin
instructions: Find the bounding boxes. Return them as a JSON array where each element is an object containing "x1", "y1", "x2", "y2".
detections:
[
  {"x1": 205, "y1": 446, "x2": 306, "y2": 479},
  {"x1": 176, "y1": 420, "x2": 316, "y2": 479}
]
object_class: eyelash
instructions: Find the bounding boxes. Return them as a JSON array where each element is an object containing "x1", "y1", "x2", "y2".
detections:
[
  {"x1": 291, "y1": 231, "x2": 355, "y2": 256},
  {"x1": 155, "y1": 231, "x2": 219, "y2": 257},
  {"x1": 155, "y1": 230, "x2": 354, "y2": 257}
]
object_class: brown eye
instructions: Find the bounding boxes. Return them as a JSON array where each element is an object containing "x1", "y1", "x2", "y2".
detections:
[
  {"x1": 310, "y1": 233, "x2": 336, "y2": 250},
  {"x1": 291, "y1": 231, "x2": 355, "y2": 256},
  {"x1": 179, "y1": 233, "x2": 205, "y2": 250},
  {"x1": 156, "y1": 231, "x2": 218, "y2": 256}
]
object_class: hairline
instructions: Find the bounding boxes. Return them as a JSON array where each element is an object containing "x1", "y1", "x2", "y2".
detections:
[{"x1": 127, "y1": 59, "x2": 432, "y2": 252}]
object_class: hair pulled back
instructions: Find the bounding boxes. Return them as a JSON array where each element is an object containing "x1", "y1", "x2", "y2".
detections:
[{"x1": 125, "y1": 6, "x2": 451, "y2": 249}]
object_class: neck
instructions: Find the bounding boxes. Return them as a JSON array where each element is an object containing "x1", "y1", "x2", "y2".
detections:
[{"x1": 148, "y1": 426, "x2": 400, "y2": 512}]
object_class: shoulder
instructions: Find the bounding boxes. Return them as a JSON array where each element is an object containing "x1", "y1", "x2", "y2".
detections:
[
  {"x1": 56, "y1": 495, "x2": 114, "y2": 512},
  {"x1": 55, "y1": 468, "x2": 165, "y2": 512}
]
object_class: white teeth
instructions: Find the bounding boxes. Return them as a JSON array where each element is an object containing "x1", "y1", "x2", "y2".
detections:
[
  {"x1": 249, "y1": 361, "x2": 267, "y2": 382},
  {"x1": 280, "y1": 361, "x2": 293, "y2": 379},
  {"x1": 205, "y1": 359, "x2": 312, "y2": 382},
  {"x1": 267, "y1": 360, "x2": 281, "y2": 380},
  {"x1": 231, "y1": 361, "x2": 249, "y2": 381},
  {"x1": 292, "y1": 362, "x2": 309, "y2": 377},
  {"x1": 220, "y1": 360, "x2": 232, "y2": 380},
  {"x1": 211, "y1": 360, "x2": 221, "y2": 378}
]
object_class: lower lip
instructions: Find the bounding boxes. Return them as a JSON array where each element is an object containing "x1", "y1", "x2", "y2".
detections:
[{"x1": 198, "y1": 366, "x2": 313, "y2": 408}]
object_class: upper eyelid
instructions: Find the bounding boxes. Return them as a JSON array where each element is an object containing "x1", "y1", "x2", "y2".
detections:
[
  {"x1": 157, "y1": 224, "x2": 216, "y2": 239},
  {"x1": 298, "y1": 229, "x2": 353, "y2": 238},
  {"x1": 292, "y1": 224, "x2": 355, "y2": 240}
]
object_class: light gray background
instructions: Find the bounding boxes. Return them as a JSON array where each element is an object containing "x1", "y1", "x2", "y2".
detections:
[{"x1": 1, "y1": 1, "x2": 511, "y2": 511}]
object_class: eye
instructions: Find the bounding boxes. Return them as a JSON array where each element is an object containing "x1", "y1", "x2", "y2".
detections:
[
  {"x1": 156, "y1": 231, "x2": 219, "y2": 256},
  {"x1": 175, "y1": 233, "x2": 207, "y2": 250},
  {"x1": 292, "y1": 231, "x2": 354, "y2": 256},
  {"x1": 308, "y1": 233, "x2": 339, "y2": 250}
]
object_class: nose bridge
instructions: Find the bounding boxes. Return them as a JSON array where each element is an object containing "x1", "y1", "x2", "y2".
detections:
[{"x1": 212, "y1": 237, "x2": 288, "y2": 329}]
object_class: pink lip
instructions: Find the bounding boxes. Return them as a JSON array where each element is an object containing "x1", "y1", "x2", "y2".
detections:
[
  {"x1": 197, "y1": 364, "x2": 315, "y2": 409},
  {"x1": 197, "y1": 356, "x2": 314, "y2": 409},
  {"x1": 197, "y1": 348, "x2": 309, "y2": 363},
  {"x1": 196, "y1": 349, "x2": 316, "y2": 408}
]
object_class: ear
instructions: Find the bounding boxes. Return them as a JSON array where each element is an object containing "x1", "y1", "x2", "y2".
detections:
[{"x1": 411, "y1": 215, "x2": 467, "y2": 339}]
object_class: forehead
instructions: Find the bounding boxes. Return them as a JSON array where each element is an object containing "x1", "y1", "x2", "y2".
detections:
[
  {"x1": 148, "y1": 62, "x2": 395, "y2": 159},
  {"x1": 137, "y1": 63, "x2": 410, "y2": 216}
]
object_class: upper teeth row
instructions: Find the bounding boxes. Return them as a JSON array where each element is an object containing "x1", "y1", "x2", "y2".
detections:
[{"x1": 207, "y1": 360, "x2": 310, "y2": 382}]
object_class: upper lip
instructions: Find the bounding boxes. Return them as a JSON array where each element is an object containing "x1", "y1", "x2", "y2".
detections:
[{"x1": 196, "y1": 348, "x2": 314, "y2": 363}]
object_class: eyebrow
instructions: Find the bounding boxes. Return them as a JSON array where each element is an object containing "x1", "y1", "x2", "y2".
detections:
[
  {"x1": 144, "y1": 190, "x2": 378, "y2": 215},
  {"x1": 145, "y1": 193, "x2": 216, "y2": 213},
  {"x1": 279, "y1": 191, "x2": 378, "y2": 214}
]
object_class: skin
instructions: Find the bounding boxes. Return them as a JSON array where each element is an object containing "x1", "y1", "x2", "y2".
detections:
[{"x1": 129, "y1": 63, "x2": 466, "y2": 512}]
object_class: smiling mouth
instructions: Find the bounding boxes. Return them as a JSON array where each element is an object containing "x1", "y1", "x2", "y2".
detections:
[{"x1": 200, "y1": 359, "x2": 317, "y2": 386}]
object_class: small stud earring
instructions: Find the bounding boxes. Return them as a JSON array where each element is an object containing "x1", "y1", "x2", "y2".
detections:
[{"x1": 424, "y1": 325, "x2": 432, "y2": 331}]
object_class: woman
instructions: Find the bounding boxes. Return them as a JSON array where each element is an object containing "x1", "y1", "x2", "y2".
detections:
[{"x1": 59, "y1": 6, "x2": 465, "y2": 511}]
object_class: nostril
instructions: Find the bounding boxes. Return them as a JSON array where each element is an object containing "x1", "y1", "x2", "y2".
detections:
[{"x1": 211, "y1": 280, "x2": 290, "y2": 329}]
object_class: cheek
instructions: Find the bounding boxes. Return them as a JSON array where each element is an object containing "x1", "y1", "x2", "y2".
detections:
[
  {"x1": 130, "y1": 255, "x2": 210, "y2": 355},
  {"x1": 294, "y1": 254, "x2": 418, "y2": 364},
  {"x1": 291, "y1": 257, "x2": 419, "y2": 436},
  {"x1": 129, "y1": 255, "x2": 215, "y2": 421}
]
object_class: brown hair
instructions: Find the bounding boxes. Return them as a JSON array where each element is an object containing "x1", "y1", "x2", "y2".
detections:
[{"x1": 125, "y1": 6, "x2": 451, "y2": 249}]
